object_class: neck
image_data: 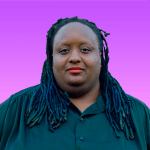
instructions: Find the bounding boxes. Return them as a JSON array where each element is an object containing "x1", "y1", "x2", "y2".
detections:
[{"x1": 68, "y1": 81, "x2": 101, "y2": 107}]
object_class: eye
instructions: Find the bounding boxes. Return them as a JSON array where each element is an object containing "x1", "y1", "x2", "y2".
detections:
[
  {"x1": 81, "y1": 48, "x2": 91, "y2": 52},
  {"x1": 59, "y1": 49, "x2": 69, "y2": 53},
  {"x1": 59, "y1": 48, "x2": 91, "y2": 53}
]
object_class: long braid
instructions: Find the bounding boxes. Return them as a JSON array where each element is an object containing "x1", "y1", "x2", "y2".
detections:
[{"x1": 25, "y1": 16, "x2": 135, "y2": 140}]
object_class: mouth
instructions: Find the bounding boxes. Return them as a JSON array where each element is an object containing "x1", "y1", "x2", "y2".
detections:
[{"x1": 68, "y1": 69, "x2": 83, "y2": 73}]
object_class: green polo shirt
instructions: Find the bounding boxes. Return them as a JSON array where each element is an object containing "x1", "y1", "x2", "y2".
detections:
[{"x1": 0, "y1": 84, "x2": 150, "y2": 150}]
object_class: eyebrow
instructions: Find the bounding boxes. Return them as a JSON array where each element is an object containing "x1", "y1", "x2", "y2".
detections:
[{"x1": 55, "y1": 40, "x2": 95, "y2": 49}]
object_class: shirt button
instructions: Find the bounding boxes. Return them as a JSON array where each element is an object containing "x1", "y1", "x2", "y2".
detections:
[
  {"x1": 80, "y1": 137, "x2": 84, "y2": 141},
  {"x1": 80, "y1": 117, "x2": 84, "y2": 121}
]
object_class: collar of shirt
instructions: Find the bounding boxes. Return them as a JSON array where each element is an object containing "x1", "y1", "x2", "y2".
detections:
[{"x1": 61, "y1": 92, "x2": 106, "y2": 116}]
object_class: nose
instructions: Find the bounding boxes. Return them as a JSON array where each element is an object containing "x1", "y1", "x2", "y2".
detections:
[{"x1": 68, "y1": 49, "x2": 81, "y2": 63}]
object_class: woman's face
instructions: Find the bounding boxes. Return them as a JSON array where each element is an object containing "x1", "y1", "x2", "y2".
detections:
[{"x1": 52, "y1": 22, "x2": 102, "y2": 98}]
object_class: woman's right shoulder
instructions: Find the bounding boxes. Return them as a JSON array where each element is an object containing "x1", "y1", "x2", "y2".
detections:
[
  {"x1": 1, "y1": 84, "x2": 39, "y2": 105},
  {"x1": 1, "y1": 84, "x2": 40, "y2": 105},
  {"x1": 0, "y1": 84, "x2": 40, "y2": 140}
]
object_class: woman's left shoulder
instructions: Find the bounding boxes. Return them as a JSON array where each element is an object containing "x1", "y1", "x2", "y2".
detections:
[
  {"x1": 126, "y1": 93, "x2": 150, "y2": 114},
  {"x1": 126, "y1": 94, "x2": 150, "y2": 148}
]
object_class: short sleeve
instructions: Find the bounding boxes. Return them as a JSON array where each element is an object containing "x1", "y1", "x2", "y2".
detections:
[{"x1": 0, "y1": 95, "x2": 13, "y2": 141}]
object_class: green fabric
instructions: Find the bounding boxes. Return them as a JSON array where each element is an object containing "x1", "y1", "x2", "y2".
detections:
[{"x1": 0, "y1": 84, "x2": 149, "y2": 150}]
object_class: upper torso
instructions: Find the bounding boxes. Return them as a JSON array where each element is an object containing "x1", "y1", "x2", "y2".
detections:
[{"x1": 0, "y1": 84, "x2": 149, "y2": 150}]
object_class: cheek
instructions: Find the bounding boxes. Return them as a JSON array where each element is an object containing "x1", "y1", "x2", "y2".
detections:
[
  {"x1": 52, "y1": 56, "x2": 64, "y2": 71},
  {"x1": 85, "y1": 56, "x2": 101, "y2": 70}
]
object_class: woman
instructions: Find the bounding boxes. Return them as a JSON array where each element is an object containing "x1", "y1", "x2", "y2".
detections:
[{"x1": 0, "y1": 16, "x2": 149, "y2": 150}]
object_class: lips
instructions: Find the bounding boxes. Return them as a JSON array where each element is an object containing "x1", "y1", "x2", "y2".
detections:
[
  {"x1": 68, "y1": 69, "x2": 83, "y2": 73},
  {"x1": 67, "y1": 67, "x2": 84, "y2": 71},
  {"x1": 67, "y1": 67, "x2": 84, "y2": 73}
]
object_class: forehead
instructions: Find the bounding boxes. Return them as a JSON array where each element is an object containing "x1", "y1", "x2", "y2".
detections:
[{"x1": 53, "y1": 22, "x2": 98, "y2": 48}]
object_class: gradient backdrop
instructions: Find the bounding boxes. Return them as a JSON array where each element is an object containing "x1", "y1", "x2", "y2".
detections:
[{"x1": 0, "y1": 1, "x2": 150, "y2": 108}]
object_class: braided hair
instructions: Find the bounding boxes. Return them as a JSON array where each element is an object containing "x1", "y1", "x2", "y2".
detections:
[{"x1": 25, "y1": 16, "x2": 135, "y2": 140}]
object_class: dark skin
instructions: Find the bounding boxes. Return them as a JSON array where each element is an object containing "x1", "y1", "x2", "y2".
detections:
[{"x1": 52, "y1": 22, "x2": 102, "y2": 112}]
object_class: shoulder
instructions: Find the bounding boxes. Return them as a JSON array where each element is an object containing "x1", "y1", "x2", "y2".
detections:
[
  {"x1": 126, "y1": 93, "x2": 150, "y2": 114},
  {"x1": 126, "y1": 94, "x2": 150, "y2": 145},
  {"x1": 0, "y1": 84, "x2": 40, "y2": 116},
  {"x1": 10, "y1": 84, "x2": 40, "y2": 101},
  {"x1": 126, "y1": 93, "x2": 150, "y2": 121},
  {"x1": 0, "y1": 84, "x2": 40, "y2": 140}
]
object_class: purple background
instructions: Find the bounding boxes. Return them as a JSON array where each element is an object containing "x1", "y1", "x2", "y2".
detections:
[{"x1": 0, "y1": 1, "x2": 149, "y2": 108}]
